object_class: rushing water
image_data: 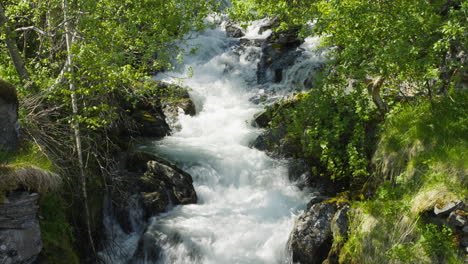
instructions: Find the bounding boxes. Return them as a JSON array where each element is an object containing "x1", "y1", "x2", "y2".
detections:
[{"x1": 101, "y1": 17, "x2": 325, "y2": 264}]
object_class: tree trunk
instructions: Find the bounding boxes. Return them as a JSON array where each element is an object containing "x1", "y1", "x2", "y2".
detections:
[
  {"x1": 62, "y1": 0, "x2": 96, "y2": 254},
  {"x1": 368, "y1": 76, "x2": 387, "y2": 114},
  {"x1": 0, "y1": 3, "x2": 30, "y2": 85}
]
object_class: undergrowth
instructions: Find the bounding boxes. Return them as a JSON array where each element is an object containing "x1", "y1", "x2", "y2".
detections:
[{"x1": 340, "y1": 91, "x2": 467, "y2": 264}]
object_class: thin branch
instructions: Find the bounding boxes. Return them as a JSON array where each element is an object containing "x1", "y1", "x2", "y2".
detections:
[{"x1": 15, "y1": 26, "x2": 57, "y2": 37}]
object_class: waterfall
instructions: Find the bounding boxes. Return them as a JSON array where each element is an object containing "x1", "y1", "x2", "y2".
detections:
[{"x1": 100, "y1": 16, "x2": 325, "y2": 264}]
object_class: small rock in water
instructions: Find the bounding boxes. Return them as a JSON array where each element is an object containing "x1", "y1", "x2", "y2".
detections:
[{"x1": 225, "y1": 23, "x2": 244, "y2": 38}]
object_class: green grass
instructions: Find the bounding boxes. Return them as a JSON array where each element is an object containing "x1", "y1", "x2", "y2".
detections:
[
  {"x1": 0, "y1": 141, "x2": 54, "y2": 171},
  {"x1": 340, "y1": 91, "x2": 467, "y2": 264}
]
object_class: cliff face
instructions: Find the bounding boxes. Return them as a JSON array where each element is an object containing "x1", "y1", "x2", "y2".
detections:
[{"x1": 0, "y1": 192, "x2": 42, "y2": 264}]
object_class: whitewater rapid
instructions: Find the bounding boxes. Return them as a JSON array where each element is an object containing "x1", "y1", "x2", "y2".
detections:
[{"x1": 101, "y1": 17, "x2": 325, "y2": 264}]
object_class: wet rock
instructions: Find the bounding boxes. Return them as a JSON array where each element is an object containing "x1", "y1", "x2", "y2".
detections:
[
  {"x1": 0, "y1": 79, "x2": 19, "y2": 152},
  {"x1": 257, "y1": 26, "x2": 304, "y2": 85},
  {"x1": 288, "y1": 201, "x2": 338, "y2": 264},
  {"x1": 258, "y1": 17, "x2": 279, "y2": 35},
  {"x1": 287, "y1": 159, "x2": 310, "y2": 183},
  {"x1": 132, "y1": 110, "x2": 170, "y2": 138},
  {"x1": 225, "y1": 23, "x2": 244, "y2": 38},
  {"x1": 112, "y1": 152, "x2": 197, "y2": 233},
  {"x1": 434, "y1": 199, "x2": 463, "y2": 216},
  {"x1": 145, "y1": 160, "x2": 197, "y2": 205},
  {"x1": 252, "y1": 110, "x2": 270, "y2": 128},
  {"x1": 239, "y1": 38, "x2": 266, "y2": 47},
  {"x1": 306, "y1": 196, "x2": 327, "y2": 210},
  {"x1": 159, "y1": 82, "x2": 196, "y2": 132},
  {"x1": 129, "y1": 231, "x2": 163, "y2": 264},
  {"x1": 0, "y1": 192, "x2": 42, "y2": 264},
  {"x1": 251, "y1": 127, "x2": 286, "y2": 153}
]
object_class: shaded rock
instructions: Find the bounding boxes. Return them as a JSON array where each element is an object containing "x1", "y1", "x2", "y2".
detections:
[
  {"x1": 257, "y1": 26, "x2": 303, "y2": 85},
  {"x1": 331, "y1": 205, "x2": 350, "y2": 239},
  {"x1": 288, "y1": 201, "x2": 337, "y2": 264},
  {"x1": 132, "y1": 110, "x2": 170, "y2": 138},
  {"x1": 0, "y1": 79, "x2": 19, "y2": 152},
  {"x1": 325, "y1": 205, "x2": 350, "y2": 264},
  {"x1": 159, "y1": 84, "x2": 196, "y2": 132},
  {"x1": 434, "y1": 199, "x2": 463, "y2": 216},
  {"x1": 252, "y1": 110, "x2": 270, "y2": 128},
  {"x1": 306, "y1": 196, "x2": 327, "y2": 210},
  {"x1": 448, "y1": 210, "x2": 466, "y2": 227},
  {"x1": 239, "y1": 38, "x2": 266, "y2": 47},
  {"x1": 287, "y1": 158, "x2": 310, "y2": 183},
  {"x1": 145, "y1": 160, "x2": 197, "y2": 205},
  {"x1": 0, "y1": 192, "x2": 42, "y2": 264},
  {"x1": 462, "y1": 235, "x2": 468, "y2": 247},
  {"x1": 225, "y1": 23, "x2": 244, "y2": 38},
  {"x1": 251, "y1": 127, "x2": 286, "y2": 153},
  {"x1": 258, "y1": 17, "x2": 279, "y2": 35},
  {"x1": 112, "y1": 152, "x2": 197, "y2": 234}
]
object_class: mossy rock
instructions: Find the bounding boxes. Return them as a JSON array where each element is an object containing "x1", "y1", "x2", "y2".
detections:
[{"x1": 0, "y1": 79, "x2": 18, "y2": 104}]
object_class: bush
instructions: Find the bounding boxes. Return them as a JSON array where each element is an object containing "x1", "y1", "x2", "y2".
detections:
[{"x1": 270, "y1": 83, "x2": 378, "y2": 190}]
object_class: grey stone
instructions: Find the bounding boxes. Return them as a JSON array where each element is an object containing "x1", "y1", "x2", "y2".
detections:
[
  {"x1": 112, "y1": 152, "x2": 197, "y2": 233},
  {"x1": 0, "y1": 192, "x2": 42, "y2": 264},
  {"x1": 434, "y1": 200, "x2": 463, "y2": 216},
  {"x1": 225, "y1": 24, "x2": 244, "y2": 38},
  {"x1": 331, "y1": 205, "x2": 350, "y2": 239},
  {"x1": 158, "y1": 82, "x2": 196, "y2": 132},
  {"x1": 288, "y1": 201, "x2": 337, "y2": 264}
]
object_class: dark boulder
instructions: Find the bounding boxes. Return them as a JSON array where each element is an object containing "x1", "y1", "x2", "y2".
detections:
[
  {"x1": 288, "y1": 201, "x2": 337, "y2": 264},
  {"x1": 112, "y1": 152, "x2": 197, "y2": 234},
  {"x1": 225, "y1": 23, "x2": 244, "y2": 38},
  {"x1": 0, "y1": 79, "x2": 19, "y2": 152},
  {"x1": 288, "y1": 200, "x2": 350, "y2": 264},
  {"x1": 144, "y1": 160, "x2": 197, "y2": 205},
  {"x1": 257, "y1": 26, "x2": 304, "y2": 85},
  {"x1": 252, "y1": 110, "x2": 271, "y2": 128},
  {"x1": 132, "y1": 109, "x2": 170, "y2": 138},
  {"x1": 159, "y1": 83, "x2": 196, "y2": 132}
]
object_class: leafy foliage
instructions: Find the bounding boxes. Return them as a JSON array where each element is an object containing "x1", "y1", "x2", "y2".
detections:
[
  {"x1": 270, "y1": 82, "x2": 378, "y2": 190},
  {"x1": 230, "y1": 0, "x2": 467, "y2": 97},
  {"x1": 340, "y1": 91, "x2": 467, "y2": 263}
]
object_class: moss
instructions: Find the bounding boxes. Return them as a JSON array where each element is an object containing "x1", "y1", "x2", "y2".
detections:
[
  {"x1": 39, "y1": 192, "x2": 80, "y2": 264},
  {"x1": 0, "y1": 141, "x2": 54, "y2": 170},
  {"x1": 141, "y1": 112, "x2": 157, "y2": 122}
]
